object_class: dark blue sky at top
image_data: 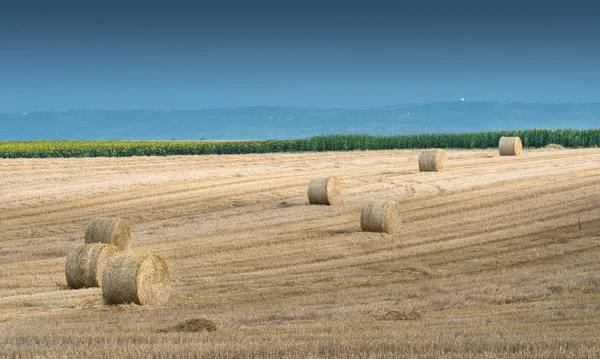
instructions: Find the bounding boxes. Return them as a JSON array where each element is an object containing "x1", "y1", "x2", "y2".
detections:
[{"x1": 0, "y1": 0, "x2": 599, "y2": 112}]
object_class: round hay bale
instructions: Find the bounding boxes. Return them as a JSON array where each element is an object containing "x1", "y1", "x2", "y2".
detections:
[
  {"x1": 499, "y1": 136, "x2": 523, "y2": 156},
  {"x1": 102, "y1": 252, "x2": 171, "y2": 306},
  {"x1": 418, "y1": 149, "x2": 448, "y2": 172},
  {"x1": 84, "y1": 218, "x2": 132, "y2": 251},
  {"x1": 65, "y1": 243, "x2": 119, "y2": 289},
  {"x1": 307, "y1": 176, "x2": 342, "y2": 205},
  {"x1": 360, "y1": 200, "x2": 401, "y2": 234}
]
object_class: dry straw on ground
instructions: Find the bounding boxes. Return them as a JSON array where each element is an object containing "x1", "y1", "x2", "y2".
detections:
[
  {"x1": 162, "y1": 318, "x2": 218, "y2": 333},
  {"x1": 307, "y1": 175, "x2": 342, "y2": 205},
  {"x1": 102, "y1": 252, "x2": 171, "y2": 305},
  {"x1": 85, "y1": 218, "x2": 132, "y2": 251},
  {"x1": 379, "y1": 310, "x2": 423, "y2": 321},
  {"x1": 499, "y1": 136, "x2": 523, "y2": 156},
  {"x1": 65, "y1": 243, "x2": 119, "y2": 289},
  {"x1": 544, "y1": 144, "x2": 565, "y2": 150},
  {"x1": 418, "y1": 149, "x2": 448, "y2": 172},
  {"x1": 360, "y1": 200, "x2": 401, "y2": 234}
]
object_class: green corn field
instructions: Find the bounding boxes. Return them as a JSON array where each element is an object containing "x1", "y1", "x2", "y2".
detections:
[{"x1": 1, "y1": 128, "x2": 599, "y2": 158}]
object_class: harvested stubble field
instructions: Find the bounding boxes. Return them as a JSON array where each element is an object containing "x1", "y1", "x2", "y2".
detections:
[{"x1": 0, "y1": 148, "x2": 599, "y2": 358}]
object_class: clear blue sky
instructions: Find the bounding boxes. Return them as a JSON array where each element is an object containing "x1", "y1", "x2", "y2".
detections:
[{"x1": 1, "y1": 0, "x2": 599, "y2": 112}]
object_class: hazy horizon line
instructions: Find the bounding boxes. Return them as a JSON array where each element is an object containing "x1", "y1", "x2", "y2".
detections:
[{"x1": 4, "y1": 100, "x2": 600, "y2": 114}]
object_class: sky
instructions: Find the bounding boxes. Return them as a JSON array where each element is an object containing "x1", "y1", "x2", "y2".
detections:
[{"x1": 1, "y1": 0, "x2": 599, "y2": 112}]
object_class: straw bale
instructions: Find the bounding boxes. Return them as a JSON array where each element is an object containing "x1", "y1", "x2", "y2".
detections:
[
  {"x1": 360, "y1": 200, "x2": 401, "y2": 233},
  {"x1": 418, "y1": 149, "x2": 448, "y2": 172},
  {"x1": 84, "y1": 218, "x2": 132, "y2": 251},
  {"x1": 102, "y1": 252, "x2": 171, "y2": 305},
  {"x1": 307, "y1": 176, "x2": 342, "y2": 205},
  {"x1": 65, "y1": 243, "x2": 119, "y2": 289},
  {"x1": 499, "y1": 137, "x2": 523, "y2": 156}
]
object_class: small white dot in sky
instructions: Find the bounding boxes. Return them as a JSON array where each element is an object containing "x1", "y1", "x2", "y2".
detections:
[{"x1": 460, "y1": 98, "x2": 465, "y2": 102}]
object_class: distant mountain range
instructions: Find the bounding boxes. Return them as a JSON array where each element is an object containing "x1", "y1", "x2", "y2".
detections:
[{"x1": 2, "y1": 102, "x2": 600, "y2": 140}]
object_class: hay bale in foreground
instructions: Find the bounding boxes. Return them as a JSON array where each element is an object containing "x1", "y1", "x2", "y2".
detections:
[
  {"x1": 102, "y1": 252, "x2": 171, "y2": 306},
  {"x1": 360, "y1": 200, "x2": 401, "y2": 234},
  {"x1": 418, "y1": 149, "x2": 448, "y2": 172},
  {"x1": 499, "y1": 136, "x2": 523, "y2": 156},
  {"x1": 85, "y1": 218, "x2": 132, "y2": 251},
  {"x1": 65, "y1": 243, "x2": 119, "y2": 289},
  {"x1": 307, "y1": 176, "x2": 342, "y2": 205}
]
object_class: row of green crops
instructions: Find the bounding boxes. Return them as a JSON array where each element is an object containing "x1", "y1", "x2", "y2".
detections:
[
  {"x1": 0, "y1": 140, "x2": 300, "y2": 158},
  {"x1": 1, "y1": 128, "x2": 599, "y2": 158},
  {"x1": 298, "y1": 128, "x2": 600, "y2": 152}
]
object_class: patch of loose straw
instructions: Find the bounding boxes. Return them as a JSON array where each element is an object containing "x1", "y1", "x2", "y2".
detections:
[
  {"x1": 544, "y1": 144, "x2": 565, "y2": 150},
  {"x1": 161, "y1": 318, "x2": 218, "y2": 333}
]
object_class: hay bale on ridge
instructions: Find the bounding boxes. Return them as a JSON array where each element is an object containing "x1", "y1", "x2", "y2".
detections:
[
  {"x1": 499, "y1": 136, "x2": 523, "y2": 156},
  {"x1": 85, "y1": 218, "x2": 132, "y2": 251},
  {"x1": 65, "y1": 243, "x2": 119, "y2": 289},
  {"x1": 102, "y1": 252, "x2": 171, "y2": 306},
  {"x1": 307, "y1": 175, "x2": 342, "y2": 205},
  {"x1": 360, "y1": 200, "x2": 401, "y2": 234},
  {"x1": 418, "y1": 149, "x2": 448, "y2": 172}
]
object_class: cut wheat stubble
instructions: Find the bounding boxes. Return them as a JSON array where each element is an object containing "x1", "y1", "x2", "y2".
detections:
[
  {"x1": 102, "y1": 252, "x2": 171, "y2": 306},
  {"x1": 65, "y1": 243, "x2": 119, "y2": 289},
  {"x1": 307, "y1": 175, "x2": 342, "y2": 205},
  {"x1": 360, "y1": 200, "x2": 401, "y2": 234},
  {"x1": 84, "y1": 218, "x2": 132, "y2": 251}
]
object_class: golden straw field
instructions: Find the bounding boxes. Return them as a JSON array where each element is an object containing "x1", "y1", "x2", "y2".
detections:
[{"x1": 1, "y1": 148, "x2": 599, "y2": 358}]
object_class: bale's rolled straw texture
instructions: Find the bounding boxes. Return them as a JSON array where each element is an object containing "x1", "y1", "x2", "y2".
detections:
[
  {"x1": 102, "y1": 252, "x2": 171, "y2": 305},
  {"x1": 418, "y1": 149, "x2": 448, "y2": 172},
  {"x1": 360, "y1": 200, "x2": 401, "y2": 234},
  {"x1": 85, "y1": 218, "x2": 132, "y2": 251},
  {"x1": 307, "y1": 176, "x2": 342, "y2": 205},
  {"x1": 499, "y1": 136, "x2": 523, "y2": 156},
  {"x1": 65, "y1": 243, "x2": 119, "y2": 289}
]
